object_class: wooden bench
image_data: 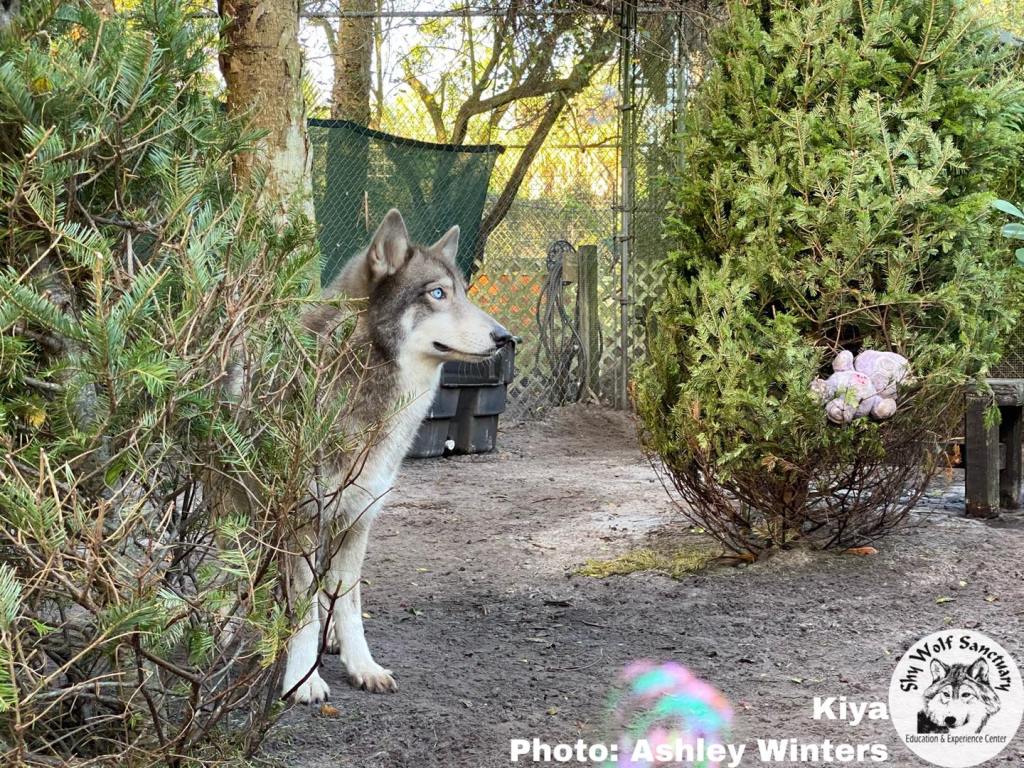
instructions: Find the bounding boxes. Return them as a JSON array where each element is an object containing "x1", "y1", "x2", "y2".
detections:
[{"x1": 965, "y1": 379, "x2": 1024, "y2": 517}]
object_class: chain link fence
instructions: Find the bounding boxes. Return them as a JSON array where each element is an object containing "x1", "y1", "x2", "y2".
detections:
[
  {"x1": 308, "y1": 118, "x2": 501, "y2": 282},
  {"x1": 473, "y1": 140, "x2": 623, "y2": 417},
  {"x1": 302, "y1": 2, "x2": 711, "y2": 418}
]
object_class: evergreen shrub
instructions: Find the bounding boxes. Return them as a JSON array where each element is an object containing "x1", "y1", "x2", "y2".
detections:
[{"x1": 636, "y1": 0, "x2": 1024, "y2": 556}]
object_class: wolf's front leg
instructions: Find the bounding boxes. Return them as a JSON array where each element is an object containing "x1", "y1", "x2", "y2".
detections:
[
  {"x1": 281, "y1": 535, "x2": 331, "y2": 704},
  {"x1": 323, "y1": 519, "x2": 397, "y2": 693}
]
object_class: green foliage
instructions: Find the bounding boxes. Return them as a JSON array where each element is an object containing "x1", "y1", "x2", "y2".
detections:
[
  {"x1": 636, "y1": 0, "x2": 1024, "y2": 556},
  {"x1": 975, "y1": 0, "x2": 1024, "y2": 36},
  {"x1": 994, "y1": 198, "x2": 1024, "y2": 264},
  {"x1": 0, "y1": 2, "x2": 351, "y2": 763}
]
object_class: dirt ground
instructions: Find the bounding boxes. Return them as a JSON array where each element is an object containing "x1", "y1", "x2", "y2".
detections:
[{"x1": 263, "y1": 405, "x2": 1024, "y2": 768}]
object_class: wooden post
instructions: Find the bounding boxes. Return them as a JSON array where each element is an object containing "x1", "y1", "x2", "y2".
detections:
[
  {"x1": 577, "y1": 244, "x2": 600, "y2": 400},
  {"x1": 998, "y1": 405, "x2": 1022, "y2": 509},
  {"x1": 965, "y1": 395, "x2": 1000, "y2": 517}
]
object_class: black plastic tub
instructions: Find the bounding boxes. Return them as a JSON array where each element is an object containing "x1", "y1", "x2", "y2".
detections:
[{"x1": 408, "y1": 343, "x2": 516, "y2": 459}]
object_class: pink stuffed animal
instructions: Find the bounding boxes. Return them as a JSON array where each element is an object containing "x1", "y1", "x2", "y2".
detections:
[{"x1": 811, "y1": 349, "x2": 909, "y2": 424}]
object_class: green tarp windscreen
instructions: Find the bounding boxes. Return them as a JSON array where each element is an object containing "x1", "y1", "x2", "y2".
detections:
[{"x1": 308, "y1": 119, "x2": 503, "y2": 283}]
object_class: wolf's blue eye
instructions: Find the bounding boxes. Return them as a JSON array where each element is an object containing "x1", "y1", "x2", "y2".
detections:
[{"x1": 429, "y1": 287, "x2": 446, "y2": 300}]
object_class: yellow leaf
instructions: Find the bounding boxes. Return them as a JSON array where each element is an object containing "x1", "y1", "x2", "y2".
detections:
[{"x1": 25, "y1": 405, "x2": 46, "y2": 428}]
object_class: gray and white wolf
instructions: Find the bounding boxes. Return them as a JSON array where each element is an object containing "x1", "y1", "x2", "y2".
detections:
[
  {"x1": 281, "y1": 209, "x2": 511, "y2": 703},
  {"x1": 917, "y1": 657, "x2": 1000, "y2": 734}
]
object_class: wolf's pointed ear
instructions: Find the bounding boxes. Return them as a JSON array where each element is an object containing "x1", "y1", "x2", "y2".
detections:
[
  {"x1": 368, "y1": 209, "x2": 410, "y2": 281},
  {"x1": 930, "y1": 659, "x2": 948, "y2": 682},
  {"x1": 431, "y1": 225, "x2": 460, "y2": 263},
  {"x1": 967, "y1": 658, "x2": 989, "y2": 683}
]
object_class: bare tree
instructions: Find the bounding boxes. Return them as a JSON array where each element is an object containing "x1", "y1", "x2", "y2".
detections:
[
  {"x1": 396, "y1": 6, "x2": 619, "y2": 255},
  {"x1": 298, "y1": 2, "x2": 619, "y2": 256},
  {"x1": 472, "y1": 25, "x2": 618, "y2": 249}
]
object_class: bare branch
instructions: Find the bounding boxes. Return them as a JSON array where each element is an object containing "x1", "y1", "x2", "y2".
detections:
[
  {"x1": 402, "y1": 68, "x2": 450, "y2": 142},
  {"x1": 477, "y1": 24, "x2": 619, "y2": 254}
]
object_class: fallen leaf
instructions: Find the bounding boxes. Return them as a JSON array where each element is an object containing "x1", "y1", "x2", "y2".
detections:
[
  {"x1": 319, "y1": 703, "x2": 339, "y2": 717},
  {"x1": 844, "y1": 546, "x2": 878, "y2": 556},
  {"x1": 547, "y1": 707, "x2": 558, "y2": 716},
  {"x1": 25, "y1": 405, "x2": 46, "y2": 428},
  {"x1": 936, "y1": 596, "x2": 955, "y2": 604},
  {"x1": 985, "y1": 595, "x2": 999, "y2": 603},
  {"x1": 30, "y1": 76, "x2": 52, "y2": 94}
]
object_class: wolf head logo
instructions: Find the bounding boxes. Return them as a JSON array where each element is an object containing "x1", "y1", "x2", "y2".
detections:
[{"x1": 918, "y1": 657, "x2": 1000, "y2": 734}]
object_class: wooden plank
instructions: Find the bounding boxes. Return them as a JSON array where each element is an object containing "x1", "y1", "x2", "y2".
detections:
[
  {"x1": 999, "y1": 405, "x2": 1023, "y2": 509},
  {"x1": 965, "y1": 395, "x2": 1001, "y2": 517},
  {"x1": 577, "y1": 244, "x2": 600, "y2": 400},
  {"x1": 971, "y1": 379, "x2": 1024, "y2": 406}
]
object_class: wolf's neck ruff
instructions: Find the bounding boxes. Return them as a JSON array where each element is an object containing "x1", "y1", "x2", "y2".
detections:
[{"x1": 343, "y1": 330, "x2": 442, "y2": 482}]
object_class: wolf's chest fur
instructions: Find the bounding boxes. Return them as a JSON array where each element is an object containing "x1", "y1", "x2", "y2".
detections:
[
  {"x1": 362, "y1": 358, "x2": 440, "y2": 479},
  {"x1": 324, "y1": 346, "x2": 442, "y2": 521}
]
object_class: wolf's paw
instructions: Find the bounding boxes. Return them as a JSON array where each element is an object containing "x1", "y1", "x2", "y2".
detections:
[
  {"x1": 344, "y1": 659, "x2": 397, "y2": 693},
  {"x1": 284, "y1": 672, "x2": 331, "y2": 704}
]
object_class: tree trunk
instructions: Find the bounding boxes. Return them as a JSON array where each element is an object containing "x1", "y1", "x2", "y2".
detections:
[
  {"x1": 331, "y1": 0, "x2": 374, "y2": 124},
  {"x1": 218, "y1": 0, "x2": 312, "y2": 213}
]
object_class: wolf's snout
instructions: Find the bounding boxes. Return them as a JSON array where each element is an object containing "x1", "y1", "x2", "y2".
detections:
[
  {"x1": 491, "y1": 327, "x2": 513, "y2": 349},
  {"x1": 944, "y1": 716, "x2": 958, "y2": 727}
]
